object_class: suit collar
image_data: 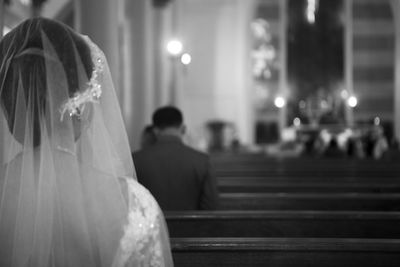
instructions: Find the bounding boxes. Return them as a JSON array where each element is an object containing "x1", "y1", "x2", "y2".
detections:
[{"x1": 157, "y1": 134, "x2": 183, "y2": 144}]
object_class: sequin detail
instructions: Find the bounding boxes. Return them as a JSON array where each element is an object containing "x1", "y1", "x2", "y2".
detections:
[{"x1": 59, "y1": 37, "x2": 104, "y2": 121}]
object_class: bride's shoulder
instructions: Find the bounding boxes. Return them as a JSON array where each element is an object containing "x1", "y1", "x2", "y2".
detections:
[
  {"x1": 118, "y1": 176, "x2": 161, "y2": 223},
  {"x1": 115, "y1": 177, "x2": 165, "y2": 266},
  {"x1": 119, "y1": 177, "x2": 157, "y2": 204}
]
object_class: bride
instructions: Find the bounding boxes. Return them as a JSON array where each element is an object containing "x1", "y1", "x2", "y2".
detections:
[{"x1": 0, "y1": 18, "x2": 173, "y2": 266}]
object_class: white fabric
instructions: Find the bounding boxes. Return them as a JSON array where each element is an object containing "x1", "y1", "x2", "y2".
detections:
[{"x1": 0, "y1": 18, "x2": 173, "y2": 267}]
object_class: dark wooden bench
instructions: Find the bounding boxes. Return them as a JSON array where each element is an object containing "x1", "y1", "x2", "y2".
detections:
[
  {"x1": 219, "y1": 193, "x2": 400, "y2": 210},
  {"x1": 171, "y1": 237, "x2": 400, "y2": 267},
  {"x1": 212, "y1": 158, "x2": 400, "y2": 179},
  {"x1": 218, "y1": 179, "x2": 400, "y2": 193},
  {"x1": 215, "y1": 169, "x2": 400, "y2": 179},
  {"x1": 166, "y1": 210, "x2": 400, "y2": 238},
  {"x1": 211, "y1": 156, "x2": 399, "y2": 166}
]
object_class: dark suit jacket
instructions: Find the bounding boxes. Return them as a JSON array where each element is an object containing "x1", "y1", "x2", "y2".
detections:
[{"x1": 133, "y1": 135, "x2": 219, "y2": 211}]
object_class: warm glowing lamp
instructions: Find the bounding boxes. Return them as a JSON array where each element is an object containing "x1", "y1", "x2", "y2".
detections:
[
  {"x1": 274, "y1": 96, "x2": 286, "y2": 108},
  {"x1": 166, "y1": 39, "x2": 183, "y2": 56},
  {"x1": 347, "y1": 96, "x2": 358, "y2": 108},
  {"x1": 181, "y1": 53, "x2": 191, "y2": 65}
]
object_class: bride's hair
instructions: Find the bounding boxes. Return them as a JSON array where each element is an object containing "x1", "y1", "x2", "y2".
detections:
[{"x1": 0, "y1": 17, "x2": 93, "y2": 147}]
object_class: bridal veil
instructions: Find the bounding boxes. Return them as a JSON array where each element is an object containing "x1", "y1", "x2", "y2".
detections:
[{"x1": 0, "y1": 18, "x2": 172, "y2": 266}]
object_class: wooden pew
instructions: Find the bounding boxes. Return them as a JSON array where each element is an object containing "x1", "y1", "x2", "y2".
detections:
[
  {"x1": 166, "y1": 210, "x2": 400, "y2": 238},
  {"x1": 215, "y1": 168, "x2": 400, "y2": 179},
  {"x1": 212, "y1": 158, "x2": 400, "y2": 179},
  {"x1": 211, "y1": 155, "x2": 399, "y2": 166},
  {"x1": 215, "y1": 171, "x2": 400, "y2": 180},
  {"x1": 211, "y1": 156, "x2": 400, "y2": 166},
  {"x1": 218, "y1": 179, "x2": 400, "y2": 193},
  {"x1": 171, "y1": 237, "x2": 400, "y2": 267},
  {"x1": 219, "y1": 192, "x2": 400, "y2": 210}
]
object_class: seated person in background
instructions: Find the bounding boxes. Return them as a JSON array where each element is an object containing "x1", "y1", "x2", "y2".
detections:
[
  {"x1": 346, "y1": 137, "x2": 365, "y2": 159},
  {"x1": 323, "y1": 137, "x2": 346, "y2": 158},
  {"x1": 363, "y1": 127, "x2": 388, "y2": 159},
  {"x1": 133, "y1": 106, "x2": 219, "y2": 210},
  {"x1": 139, "y1": 124, "x2": 157, "y2": 150},
  {"x1": 372, "y1": 128, "x2": 389, "y2": 159}
]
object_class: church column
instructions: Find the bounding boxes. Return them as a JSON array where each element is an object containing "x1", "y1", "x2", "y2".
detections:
[
  {"x1": 74, "y1": 0, "x2": 120, "y2": 96},
  {"x1": 344, "y1": 0, "x2": 354, "y2": 126},
  {"x1": 124, "y1": 0, "x2": 155, "y2": 151},
  {"x1": 153, "y1": 5, "x2": 173, "y2": 107},
  {"x1": 278, "y1": 0, "x2": 288, "y2": 134},
  {"x1": 167, "y1": 0, "x2": 184, "y2": 107},
  {"x1": 391, "y1": 0, "x2": 400, "y2": 143}
]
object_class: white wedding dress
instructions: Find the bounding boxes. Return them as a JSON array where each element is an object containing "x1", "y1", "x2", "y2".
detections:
[
  {"x1": 0, "y1": 18, "x2": 173, "y2": 267},
  {"x1": 113, "y1": 177, "x2": 171, "y2": 267}
]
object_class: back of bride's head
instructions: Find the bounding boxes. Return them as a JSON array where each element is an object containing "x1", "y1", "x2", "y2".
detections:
[
  {"x1": 0, "y1": 16, "x2": 133, "y2": 178},
  {"x1": 0, "y1": 17, "x2": 93, "y2": 147}
]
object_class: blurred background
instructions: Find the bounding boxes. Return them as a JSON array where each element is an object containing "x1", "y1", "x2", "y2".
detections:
[{"x1": 2, "y1": 0, "x2": 399, "y2": 158}]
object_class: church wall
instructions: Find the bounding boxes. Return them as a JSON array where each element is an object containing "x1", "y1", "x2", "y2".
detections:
[
  {"x1": 352, "y1": 0, "x2": 395, "y2": 122},
  {"x1": 178, "y1": 0, "x2": 255, "y2": 149}
]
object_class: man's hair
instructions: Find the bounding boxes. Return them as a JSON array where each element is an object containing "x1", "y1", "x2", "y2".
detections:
[{"x1": 152, "y1": 106, "x2": 183, "y2": 129}]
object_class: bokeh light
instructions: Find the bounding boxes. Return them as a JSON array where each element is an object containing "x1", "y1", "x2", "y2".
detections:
[
  {"x1": 347, "y1": 95, "x2": 357, "y2": 108},
  {"x1": 166, "y1": 39, "x2": 183, "y2": 56},
  {"x1": 274, "y1": 96, "x2": 286, "y2": 108},
  {"x1": 181, "y1": 53, "x2": 192, "y2": 65}
]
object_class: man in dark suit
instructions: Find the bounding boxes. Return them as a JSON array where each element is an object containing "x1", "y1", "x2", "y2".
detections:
[{"x1": 133, "y1": 106, "x2": 219, "y2": 210}]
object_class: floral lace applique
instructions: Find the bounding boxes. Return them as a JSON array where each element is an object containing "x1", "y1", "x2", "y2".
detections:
[
  {"x1": 59, "y1": 36, "x2": 104, "y2": 120},
  {"x1": 114, "y1": 178, "x2": 163, "y2": 267}
]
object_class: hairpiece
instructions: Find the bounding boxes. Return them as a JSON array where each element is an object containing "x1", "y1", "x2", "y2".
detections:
[{"x1": 59, "y1": 38, "x2": 105, "y2": 121}]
